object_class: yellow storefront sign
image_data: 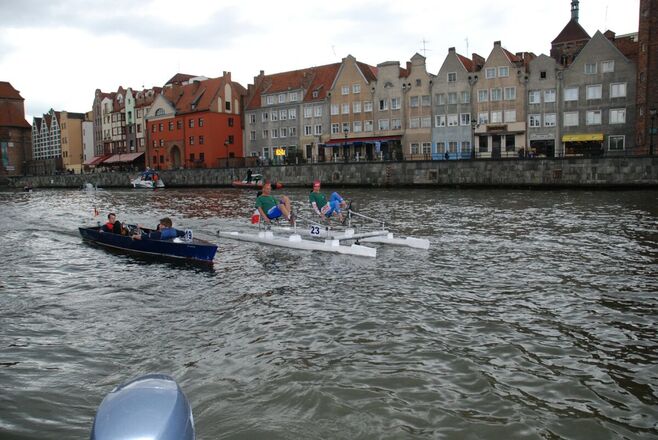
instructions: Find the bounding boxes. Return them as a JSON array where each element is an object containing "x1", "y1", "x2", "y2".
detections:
[
  {"x1": 561, "y1": 133, "x2": 604, "y2": 142},
  {"x1": 275, "y1": 147, "x2": 286, "y2": 156}
]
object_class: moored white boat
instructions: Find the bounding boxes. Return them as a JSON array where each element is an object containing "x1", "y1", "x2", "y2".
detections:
[{"x1": 131, "y1": 170, "x2": 164, "y2": 189}]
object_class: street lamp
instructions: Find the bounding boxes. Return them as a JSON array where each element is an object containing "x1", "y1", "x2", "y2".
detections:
[
  {"x1": 343, "y1": 128, "x2": 349, "y2": 163},
  {"x1": 470, "y1": 119, "x2": 480, "y2": 159},
  {"x1": 650, "y1": 108, "x2": 657, "y2": 156},
  {"x1": 224, "y1": 139, "x2": 230, "y2": 167}
]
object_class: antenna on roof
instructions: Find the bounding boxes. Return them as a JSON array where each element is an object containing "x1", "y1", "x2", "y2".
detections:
[
  {"x1": 421, "y1": 38, "x2": 430, "y2": 56},
  {"x1": 465, "y1": 38, "x2": 469, "y2": 56}
]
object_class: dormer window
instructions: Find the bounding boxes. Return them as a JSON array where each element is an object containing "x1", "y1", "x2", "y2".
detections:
[{"x1": 312, "y1": 90, "x2": 319, "y2": 98}]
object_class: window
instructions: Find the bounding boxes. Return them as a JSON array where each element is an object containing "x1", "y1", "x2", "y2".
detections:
[
  {"x1": 564, "y1": 87, "x2": 579, "y2": 101},
  {"x1": 461, "y1": 91, "x2": 470, "y2": 103},
  {"x1": 544, "y1": 113, "x2": 556, "y2": 127},
  {"x1": 380, "y1": 99, "x2": 389, "y2": 110},
  {"x1": 504, "y1": 110, "x2": 516, "y2": 122},
  {"x1": 544, "y1": 89, "x2": 556, "y2": 103},
  {"x1": 609, "y1": 135, "x2": 625, "y2": 151},
  {"x1": 314, "y1": 124, "x2": 322, "y2": 135},
  {"x1": 491, "y1": 88, "x2": 502, "y2": 101},
  {"x1": 262, "y1": 112, "x2": 269, "y2": 122},
  {"x1": 341, "y1": 85, "x2": 349, "y2": 95},
  {"x1": 416, "y1": 79, "x2": 421, "y2": 86},
  {"x1": 289, "y1": 127, "x2": 296, "y2": 136},
  {"x1": 529, "y1": 90, "x2": 541, "y2": 104},
  {"x1": 448, "y1": 93, "x2": 457, "y2": 104},
  {"x1": 436, "y1": 142, "x2": 446, "y2": 153},
  {"x1": 250, "y1": 130, "x2": 256, "y2": 141},
  {"x1": 436, "y1": 94, "x2": 446, "y2": 105},
  {"x1": 563, "y1": 111, "x2": 578, "y2": 127},
  {"x1": 529, "y1": 114, "x2": 541, "y2": 127},
  {"x1": 331, "y1": 123, "x2": 340, "y2": 134},
  {"x1": 409, "y1": 96, "x2": 418, "y2": 107},
  {"x1": 168, "y1": 121, "x2": 174, "y2": 131},
  {"x1": 314, "y1": 106, "x2": 322, "y2": 117},
  {"x1": 485, "y1": 67, "x2": 496, "y2": 79},
  {"x1": 353, "y1": 101, "x2": 362, "y2": 113},
  {"x1": 353, "y1": 84, "x2": 361, "y2": 94},
  {"x1": 378, "y1": 119, "x2": 389, "y2": 130},
  {"x1": 447, "y1": 72, "x2": 457, "y2": 82},
  {"x1": 462, "y1": 141, "x2": 471, "y2": 153},
  {"x1": 364, "y1": 120, "x2": 373, "y2": 131},
  {"x1": 609, "y1": 108, "x2": 626, "y2": 124},
  {"x1": 278, "y1": 93, "x2": 286, "y2": 103},
  {"x1": 249, "y1": 114, "x2": 256, "y2": 124},
  {"x1": 505, "y1": 135, "x2": 515, "y2": 152},
  {"x1": 540, "y1": 71, "x2": 547, "y2": 79},
  {"x1": 460, "y1": 113, "x2": 471, "y2": 126},
  {"x1": 331, "y1": 104, "x2": 339, "y2": 115},
  {"x1": 504, "y1": 87, "x2": 516, "y2": 100},
  {"x1": 288, "y1": 108, "x2": 297, "y2": 120},
  {"x1": 421, "y1": 117, "x2": 432, "y2": 128},
  {"x1": 490, "y1": 111, "x2": 502, "y2": 123},
  {"x1": 280, "y1": 109, "x2": 287, "y2": 120},
  {"x1": 435, "y1": 115, "x2": 446, "y2": 127},
  {"x1": 586, "y1": 110, "x2": 602, "y2": 125},
  {"x1": 586, "y1": 84, "x2": 602, "y2": 100},
  {"x1": 304, "y1": 125, "x2": 312, "y2": 135},
  {"x1": 364, "y1": 101, "x2": 373, "y2": 112},
  {"x1": 478, "y1": 112, "x2": 489, "y2": 124},
  {"x1": 390, "y1": 98, "x2": 400, "y2": 110},
  {"x1": 498, "y1": 66, "x2": 509, "y2": 77},
  {"x1": 447, "y1": 114, "x2": 458, "y2": 127},
  {"x1": 289, "y1": 91, "x2": 299, "y2": 101},
  {"x1": 391, "y1": 118, "x2": 401, "y2": 130},
  {"x1": 189, "y1": 136, "x2": 194, "y2": 145},
  {"x1": 341, "y1": 103, "x2": 350, "y2": 114},
  {"x1": 159, "y1": 123, "x2": 163, "y2": 132},
  {"x1": 448, "y1": 141, "x2": 458, "y2": 153},
  {"x1": 271, "y1": 129, "x2": 279, "y2": 139},
  {"x1": 199, "y1": 136, "x2": 204, "y2": 145},
  {"x1": 262, "y1": 129, "x2": 269, "y2": 139},
  {"x1": 601, "y1": 60, "x2": 615, "y2": 73},
  {"x1": 304, "y1": 106, "x2": 312, "y2": 118},
  {"x1": 610, "y1": 83, "x2": 627, "y2": 98},
  {"x1": 422, "y1": 142, "x2": 431, "y2": 154},
  {"x1": 225, "y1": 101, "x2": 231, "y2": 111},
  {"x1": 421, "y1": 95, "x2": 431, "y2": 106},
  {"x1": 353, "y1": 121, "x2": 362, "y2": 132},
  {"x1": 266, "y1": 96, "x2": 274, "y2": 105},
  {"x1": 271, "y1": 111, "x2": 278, "y2": 121},
  {"x1": 411, "y1": 143, "x2": 420, "y2": 155},
  {"x1": 177, "y1": 120, "x2": 182, "y2": 129},
  {"x1": 409, "y1": 117, "x2": 420, "y2": 128},
  {"x1": 280, "y1": 127, "x2": 288, "y2": 137},
  {"x1": 584, "y1": 63, "x2": 597, "y2": 74}
]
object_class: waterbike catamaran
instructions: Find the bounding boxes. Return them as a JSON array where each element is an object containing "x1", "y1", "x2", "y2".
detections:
[{"x1": 217, "y1": 204, "x2": 429, "y2": 258}]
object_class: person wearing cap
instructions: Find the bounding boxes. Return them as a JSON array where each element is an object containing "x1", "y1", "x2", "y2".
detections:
[
  {"x1": 309, "y1": 180, "x2": 347, "y2": 223},
  {"x1": 255, "y1": 180, "x2": 294, "y2": 225}
]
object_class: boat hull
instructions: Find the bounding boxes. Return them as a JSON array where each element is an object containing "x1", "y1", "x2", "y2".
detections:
[
  {"x1": 79, "y1": 226, "x2": 217, "y2": 263},
  {"x1": 131, "y1": 179, "x2": 165, "y2": 189}
]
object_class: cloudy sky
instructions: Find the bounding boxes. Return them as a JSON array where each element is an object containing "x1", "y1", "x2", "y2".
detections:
[{"x1": 0, "y1": 0, "x2": 639, "y2": 121}]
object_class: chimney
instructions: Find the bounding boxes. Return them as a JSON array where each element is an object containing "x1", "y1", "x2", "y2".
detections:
[
  {"x1": 604, "y1": 30, "x2": 616, "y2": 41},
  {"x1": 571, "y1": 0, "x2": 579, "y2": 22},
  {"x1": 494, "y1": 41, "x2": 501, "y2": 47},
  {"x1": 448, "y1": 47, "x2": 455, "y2": 53}
]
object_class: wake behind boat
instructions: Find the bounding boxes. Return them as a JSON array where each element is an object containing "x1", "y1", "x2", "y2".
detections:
[{"x1": 79, "y1": 225, "x2": 217, "y2": 264}]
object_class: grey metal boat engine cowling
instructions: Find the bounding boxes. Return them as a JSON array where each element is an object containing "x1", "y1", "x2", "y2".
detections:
[{"x1": 90, "y1": 373, "x2": 195, "y2": 440}]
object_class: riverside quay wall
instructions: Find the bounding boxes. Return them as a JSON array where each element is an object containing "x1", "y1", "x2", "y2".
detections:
[{"x1": 7, "y1": 156, "x2": 658, "y2": 189}]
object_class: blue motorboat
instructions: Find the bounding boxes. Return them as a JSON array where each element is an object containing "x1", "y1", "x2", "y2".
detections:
[
  {"x1": 91, "y1": 374, "x2": 195, "y2": 440},
  {"x1": 79, "y1": 225, "x2": 217, "y2": 264}
]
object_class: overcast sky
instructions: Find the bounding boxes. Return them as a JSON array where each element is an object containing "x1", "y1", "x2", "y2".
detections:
[{"x1": 0, "y1": 0, "x2": 639, "y2": 121}]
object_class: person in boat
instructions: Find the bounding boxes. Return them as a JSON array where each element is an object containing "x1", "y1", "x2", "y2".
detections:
[
  {"x1": 133, "y1": 217, "x2": 185, "y2": 240},
  {"x1": 101, "y1": 213, "x2": 124, "y2": 234},
  {"x1": 309, "y1": 180, "x2": 347, "y2": 223},
  {"x1": 256, "y1": 181, "x2": 294, "y2": 225}
]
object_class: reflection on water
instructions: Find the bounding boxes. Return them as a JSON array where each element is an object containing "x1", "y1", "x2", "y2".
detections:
[{"x1": 0, "y1": 187, "x2": 657, "y2": 439}]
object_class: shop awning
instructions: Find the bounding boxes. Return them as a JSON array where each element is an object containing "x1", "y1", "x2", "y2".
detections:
[
  {"x1": 562, "y1": 133, "x2": 604, "y2": 142},
  {"x1": 102, "y1": 152, "x2": 145, "y2": 164},
  {"x1": 83, "y1": 154, "x2": 111, "y2": 166},
  {"x1": 325, "y1": 135, "x2": 402, "y2": 146}
]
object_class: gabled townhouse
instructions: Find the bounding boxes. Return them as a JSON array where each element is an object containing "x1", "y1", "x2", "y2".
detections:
[
  {"x1": 403, "y1": 53, "x2": 434, "y2": 160},
  {"x1": 0, "y1": 81, "x2": 31, "y2": 177},
  {"x1": 245, "y1": 64, "x2": 341, "y2": 164},
  {"x1": 369, "y1": 59, "x2": 406, "y2": 161},
  {"x1": 473, "y1": 41, "x2": 533, "y2": 159},
  {"x1": 144, "y1": 72, "x2": 246, "y2": 170},
  {"x1": 32, "y1": 109, "x2": 86, "y2": 173},
  {"x1": 560, "y1": 31, "x2": 637, "y2": 156},
  {"x1": 527, "y1": 55, "x2": 560, "y2": 157},
  {"x1": 326, "y1": 55, "x2": 380, "y2": 161},
  {"x1": 432, "y1": 48, "x2": 475, "y2": 160}
]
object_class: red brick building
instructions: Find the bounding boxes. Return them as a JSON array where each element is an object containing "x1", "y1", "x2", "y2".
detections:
[
  {"x1": 636, "y1": 0, "x2": 658, "y2": 154},
  {"x1": 145, "y1": 72, "x2": 247, "y2": 169},
  {"x1": 0, "y1": 81, "x2": 31, "y2": 177}
]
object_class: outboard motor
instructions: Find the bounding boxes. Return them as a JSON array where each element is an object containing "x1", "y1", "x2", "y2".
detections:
[{"x1": 90, "y1": 374, "x2": 195, "y2": 440}]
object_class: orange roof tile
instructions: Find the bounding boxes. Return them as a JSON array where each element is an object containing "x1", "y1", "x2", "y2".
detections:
[{"x1": 457, "y1": 54, "x2": 474, "y2": 72}]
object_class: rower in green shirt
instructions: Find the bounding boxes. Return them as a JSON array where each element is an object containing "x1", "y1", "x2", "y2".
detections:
[
  {"x1": 309, "y1": 180, "x2": 347, "y2": 223},
  {"x1": 256, "y1": 181, "x2": 294, "y2": 225}
]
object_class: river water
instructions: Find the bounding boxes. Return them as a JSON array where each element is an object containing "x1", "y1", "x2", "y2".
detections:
[{"x1": 0, "y1": 187, "x2": 657, "y2": 439}]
